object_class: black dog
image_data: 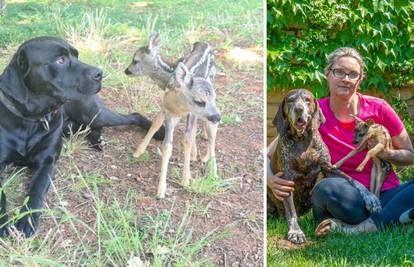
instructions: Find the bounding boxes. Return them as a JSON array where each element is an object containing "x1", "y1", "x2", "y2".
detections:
[{"x1": 0, "y1": 36, "x2": 103, "y2": 237}]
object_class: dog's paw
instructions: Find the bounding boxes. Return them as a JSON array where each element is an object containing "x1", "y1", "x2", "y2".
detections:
[
  {"x1": 0, "y1": 225, "x2": 9, "y2": 237},
  {"x1": 15, "y1": 213, "x2": 39, "y2": 238},
  {"x1": 363, "y1": 193, "x2": 382, "y2": 214},
  {"x1": 287, "y1": 229, "x2": 306, "y2": 244}
]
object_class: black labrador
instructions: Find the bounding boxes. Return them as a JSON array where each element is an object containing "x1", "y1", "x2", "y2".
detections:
[{"x1": 0, "y1": 36, "x2": 160, "y2": 237}]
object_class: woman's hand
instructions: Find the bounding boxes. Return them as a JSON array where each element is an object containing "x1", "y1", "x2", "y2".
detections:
[
  {"x1": 377, "y1": 129, "x2": 414, "y2": 166},
  {"x1": 267, "y1": 159, "x2": 295, "y2": 201}
]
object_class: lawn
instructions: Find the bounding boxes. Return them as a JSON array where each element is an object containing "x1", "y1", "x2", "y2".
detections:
[
  {"x1": 267, "y1": 166, "x2": 414, "y2": 267},
  {"x1": 0, "y1": 0, "x2": 264, "y2": 266}
]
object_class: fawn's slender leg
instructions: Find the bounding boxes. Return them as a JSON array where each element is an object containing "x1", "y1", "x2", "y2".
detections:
[
  {"x1": 133, "y1": 112, "x2": 165, "y2": 158},
  {"x1": 187, "y1": 113, "x2": 198, "y2": 161},
  {"x1": 157, "y1": 116, "x2": 180, "y2": 199},
  {"x1": 183, "y1": 115, "x2": 196, "y2": 186},
  {"x1": 334, "y1": 142, "x2": 367, "y2": 168},
  {"x1": 201, "y1": 121, "x2": 218, "y2": 176},
  {"x1": 356, "y1": 143, "x2": 385, "y2": 171}
]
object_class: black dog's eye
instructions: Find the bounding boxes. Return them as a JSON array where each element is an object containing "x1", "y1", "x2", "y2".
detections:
[
  {"x1": 193, "y1": 99, "x2": 206, "y2": 107},
  {"x1": 55, "y1": 56, "x2": 67, "y2": 65}
]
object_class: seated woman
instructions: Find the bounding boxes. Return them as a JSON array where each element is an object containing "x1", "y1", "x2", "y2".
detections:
[{"x1": 267, "y1": 47, "x2": 414, "y2": 235}]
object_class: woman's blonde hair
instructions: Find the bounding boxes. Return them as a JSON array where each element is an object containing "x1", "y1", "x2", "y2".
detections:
[{"x1": 325, "y1": 47, "x2": 365, "y2": 79}]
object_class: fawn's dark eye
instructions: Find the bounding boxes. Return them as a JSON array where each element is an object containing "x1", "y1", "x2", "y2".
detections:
[{"x1": 193, "y1": 99, "x2": 206, "y2": 107}]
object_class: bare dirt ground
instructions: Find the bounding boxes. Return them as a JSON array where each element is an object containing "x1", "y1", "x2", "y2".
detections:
[{"x1": 31, "y1": 50, "x2": 264, "y2": 265}]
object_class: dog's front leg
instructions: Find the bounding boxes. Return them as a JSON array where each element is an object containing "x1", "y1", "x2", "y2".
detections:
[
  {"x1": 134, "y1": 112, "x2": 165, "y2": 158},
  {"x1": 201, "y1": 121, "x2": 218, "y2": 177},
  {"x1": 283, "y1": 194, "x2": 306, "y2": 244},
  {"x1": 16, "y1": 164, "x2": 55, "y2": 237},
  {"x1": 157, "y1": 116, "x2": 180, "y2": 199},
  {"x1": 282, "y1": 168, "x2": 306, "y2": 244},
  {"x1": 0, "y1": 163, "x2": 8, "y2": 237}
]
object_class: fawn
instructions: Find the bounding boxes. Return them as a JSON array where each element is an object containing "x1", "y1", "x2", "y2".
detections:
[
  {"x1": 125, "y1": 33, "x2": 218, "y2": 165},
  {"x1": 334, "y1": 115, "x2": 392, "y2": 197},
  {"x1": 125, "y1": 34, "x2": 220, "y2": 198}
]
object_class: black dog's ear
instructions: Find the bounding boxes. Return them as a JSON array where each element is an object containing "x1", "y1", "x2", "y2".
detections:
[
  {"x1": 311, "y1": 98, "x2": 325, "y2": 130},
  {"x1": 69, "y1": 44, "x2": 79, "y2": 58},
  {"x1": 273, "y1": 99, "x2": 287, "y2": 135},
  {"x1": 0, "y1": 47, "x2": 29, "y2": 103}
]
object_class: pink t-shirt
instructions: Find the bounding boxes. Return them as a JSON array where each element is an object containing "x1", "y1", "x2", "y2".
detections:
[{"x1": 318, "y1": 93, "x2": 404, "y2": 191}]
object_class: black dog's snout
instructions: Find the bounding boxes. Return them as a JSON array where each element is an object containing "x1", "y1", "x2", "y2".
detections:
[
  {"x1": 124, "y1": 68, "x2": 132, "y2": 75},
  {"x1": 207, "y1": 114, "x2": 221, "y2": 123},
  {"x1": 91, "y1": 69, "x2": 103, "y2": 82}
]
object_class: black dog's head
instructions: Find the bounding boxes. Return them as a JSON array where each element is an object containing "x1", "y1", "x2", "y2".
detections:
[{"x1": 0, "y1": 36, "x2": 102, "y2": 105}]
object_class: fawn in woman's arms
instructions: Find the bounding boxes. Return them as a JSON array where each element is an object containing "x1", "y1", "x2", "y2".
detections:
[{"x1": 334, "y1": 115, "x2": 392, "y2": 197}]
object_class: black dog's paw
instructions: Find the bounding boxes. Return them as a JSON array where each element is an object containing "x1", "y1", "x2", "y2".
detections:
[
  {"x1": 90, "y1": 142, "x2": 103, "y2": 151},
  {"x1": 0, "y1": 227, "x2": 9, "y2": 237},
  {"x1": 0, "y1": 214, "x2": 9, "y2": 237},
  {"x1": 0, "y1": 224, "x2": 9, "y2": 238},
  {"x1": 15, "y1": 213, "x2": 39, "y2": 238},
  {"x1": 154, "y1": 125, "x2": 165, "y2": 141}
]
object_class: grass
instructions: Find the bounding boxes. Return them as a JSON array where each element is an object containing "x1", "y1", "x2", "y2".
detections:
[
  {"x1": 268, "y1": 162, "x2": 414, "y2": 266},
  {"x1": 267, "y1": 212, "x2": 414, "y2": 266},
  {"x1": 0, "y1": 164, "x2": 231, "y2": 266},
  {"x1": 185, "y1": 157, "x2": 231, "y2": 196},
  {"x1": 0, "y1": 0, "x2": 263, "y2": 265}
]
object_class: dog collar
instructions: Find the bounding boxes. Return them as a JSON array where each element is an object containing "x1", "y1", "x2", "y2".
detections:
[{"x1": 0, "y1": 89, "x2": 59, "y2": 131}]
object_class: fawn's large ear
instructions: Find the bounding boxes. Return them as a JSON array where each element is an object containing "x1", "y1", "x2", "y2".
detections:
[
  {"x1": 273, "y1": 98, "x2": 287, "y2": 135},
  {"x1": 366, "y1": 118, "x2": 375, "y2": 126},
  {"x1": 0, "y1": 46, "x2": 29, "y2": 104},
  {"x1": 175, "y1": 62, "x2": 193, "y2": 88},
  {"x1": 351, "y1": 114, "x2": 364, "y2": 123},
  {"x1": 311, "y1": 98, "x2": 325, "y2": 130},
  {"x1": 148, "y1": 32, "x2": 161, "y2": 55}
]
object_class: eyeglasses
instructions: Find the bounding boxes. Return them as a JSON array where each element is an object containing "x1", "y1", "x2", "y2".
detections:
[{"x1": 331, "y1": 68, "x2": 360, "y2": 80}]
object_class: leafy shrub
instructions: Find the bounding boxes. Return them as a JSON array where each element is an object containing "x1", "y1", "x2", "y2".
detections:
[{"x1": 267, "y1": 0, "x2": 414, "y2": 98}]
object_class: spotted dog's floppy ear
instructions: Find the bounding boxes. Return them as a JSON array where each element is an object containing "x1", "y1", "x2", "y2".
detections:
[
  {"x1": 311, "y1": 97, "x2": 325, "y2": 130},
  {"x1": 0, "y1": 46, "x2": 29, "y2": 104},
  {"x1": 273, "y1": 98, "x2": 287, "y2": 135}
]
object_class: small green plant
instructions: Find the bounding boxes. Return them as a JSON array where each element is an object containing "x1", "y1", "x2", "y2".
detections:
[
  {"x1": 221, "y1": 113, "x2": 243, "y2": 125},
  {"x1": 187, "y1": 159, "x2": 231, "y2": 196},
  {"x1": 389, "y1": 93, "x2": 414, "y2": 133},
  {"x1": 62, "y1": 126, "x2": 91, "y2": 158}
]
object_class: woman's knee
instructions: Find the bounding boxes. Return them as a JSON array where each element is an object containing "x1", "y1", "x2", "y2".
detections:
[{"x1": 312, "y1": 177, "x2": 344, "y2": 205}]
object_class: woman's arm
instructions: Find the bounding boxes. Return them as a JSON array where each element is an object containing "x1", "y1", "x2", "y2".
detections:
[
  {"x1": 266, "y1": 136, "x2": 295, "y2": 201},
  {"x1": 378, "y1": 129, "x2": 414, "y2": 166}
]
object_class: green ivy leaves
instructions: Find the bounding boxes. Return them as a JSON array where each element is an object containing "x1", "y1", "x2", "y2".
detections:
[{"x1": 267, "y1": 0, "x2": 414, "y2": 96}]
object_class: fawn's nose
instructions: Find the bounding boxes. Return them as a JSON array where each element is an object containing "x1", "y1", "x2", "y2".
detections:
[
  {"x1": 124, "y1": 68, "x2": 132, "y2": 75},
  {"x1": 207, "y1": 113, "x2": 221, "y2": 123}
]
